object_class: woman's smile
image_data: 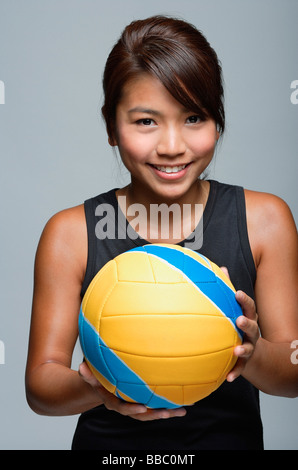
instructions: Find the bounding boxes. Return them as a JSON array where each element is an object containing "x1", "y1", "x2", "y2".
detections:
[
  {"x1": 112, "y1": 74, "x2": 219, "y2": 202},
  {"x1": 147, "y1": 162, "x2": 192, "y2": 180}
]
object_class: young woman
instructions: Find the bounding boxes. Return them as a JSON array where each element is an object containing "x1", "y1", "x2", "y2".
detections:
[{"x1": 25, "y1": 16, "x2": 298, "y2": 450}]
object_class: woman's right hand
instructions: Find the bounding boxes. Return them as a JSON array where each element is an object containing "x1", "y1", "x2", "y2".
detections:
[{"x1": 78, "y1": 362, "x2": 187, "y2": 421}]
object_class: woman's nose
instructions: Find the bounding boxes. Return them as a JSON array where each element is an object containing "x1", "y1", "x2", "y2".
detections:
[{"x1": 156, "y1": 126, "x2": 186, "y2": 158}]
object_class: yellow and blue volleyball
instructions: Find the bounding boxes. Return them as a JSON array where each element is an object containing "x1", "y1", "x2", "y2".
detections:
[{"x1": 79, "y1": 244, "x2": 243, "y2": 408}]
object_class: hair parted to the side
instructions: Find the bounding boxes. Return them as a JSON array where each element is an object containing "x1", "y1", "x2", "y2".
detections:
[{"x1": 101, "y1": 15, "x2": 225, "y2": 141}]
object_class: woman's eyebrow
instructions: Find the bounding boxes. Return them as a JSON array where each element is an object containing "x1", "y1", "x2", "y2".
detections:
[
  {"x1": 127, "y1": 106, "x2": 198, "y2": 116},
  {"x1": 128, "y1": 106, "x2": 161, "y2": 116}
]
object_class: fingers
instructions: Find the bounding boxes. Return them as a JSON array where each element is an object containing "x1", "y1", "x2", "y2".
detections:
[
  {"x1": 78, "y1": 362, "x2": 100, "y2": 388},
  {"x1": 236, "y1": 293, "x2": 259, "y2": 344},
  {"x1": 104, "y1": 393, "x2": 148, "y2": 417},
  {"x1": 237, "y1": 318, "x2": 259, "y2": 347},
  {"x1": 78, "y1": 361, "x2": 91, "y2": 378},
  {"x1": 79, "y1": 362, "x2": 110, "y2": 392},
  {"x1": 103, "y1": 390, "x2": 186, "y2": 421},
  {"x1": 220, "y1": 266, "x2": 230, "y2": 279},
  {"x1": 105, "y1": 394, "x2": 187, "y2": 421},
  {"x1": 236, "y1": 290, "x2": 258, "y2": 322},
  {"x1": 79, "y1": 362, "x2": 187, "y2": 421},
  {"x1": 226, "y1": 357, "x2": 246, "y2": 383},
  {"x1": 226, "y1": 291, "x2": 260, "y2": 383},
  {"x1": 129, "y1": 407, "x2": 187, "y2": 421}
]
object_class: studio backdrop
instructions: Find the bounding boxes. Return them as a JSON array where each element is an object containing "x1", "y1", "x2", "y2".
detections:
[{"x1": 0, "y1": 0, "x2": 297, "y2": 450}]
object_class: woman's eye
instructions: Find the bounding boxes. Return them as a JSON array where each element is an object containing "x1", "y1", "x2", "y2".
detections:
[
  {"x1": 186, "y1": 115, "x2": 201, "y2": 124},
  {"x1": 137, "y1": 118, "x2": 154, "y2": 126}
]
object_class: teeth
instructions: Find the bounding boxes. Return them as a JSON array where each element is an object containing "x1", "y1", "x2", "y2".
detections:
[{"x1": 154, "y1": 164, "x2": 187, "y2": 173}]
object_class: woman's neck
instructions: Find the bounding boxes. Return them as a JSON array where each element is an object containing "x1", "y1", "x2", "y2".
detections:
[{"x1": 116, "y1": 179, "x2": 210, "y2": 244}]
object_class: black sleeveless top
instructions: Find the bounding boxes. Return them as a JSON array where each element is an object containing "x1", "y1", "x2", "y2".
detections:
[{"x1": 72, "y1": 180, "x2": 264, "y2": 450}]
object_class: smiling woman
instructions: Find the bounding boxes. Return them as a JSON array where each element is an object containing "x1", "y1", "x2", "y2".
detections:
[
  {"x1": 112, "y1": 74, "x2": 219, "y2": 203},
  {"x1": 25, "y1": 14, "x2": 298, "y2": 452},
  {"x1": 101, "y1": 16, "x2": 225, "y2": 143}
]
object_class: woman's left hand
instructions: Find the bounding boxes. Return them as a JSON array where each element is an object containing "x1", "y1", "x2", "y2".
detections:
[{"x1": 226, "y1": 290, "x2": 260, "y2": 382}]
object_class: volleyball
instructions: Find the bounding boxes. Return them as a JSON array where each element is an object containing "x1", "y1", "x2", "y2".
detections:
[{"x1": 79, "y1": 244, "x2": 243, "y2": 408}]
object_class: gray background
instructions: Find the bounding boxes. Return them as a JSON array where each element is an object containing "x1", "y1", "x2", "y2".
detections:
[{"x1": 0, "y1": 0, "x2": 297, "y2": 450}]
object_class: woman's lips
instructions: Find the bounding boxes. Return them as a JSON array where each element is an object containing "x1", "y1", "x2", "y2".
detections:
[{"x1": 148, "y1": 162, "x2": 191, "y2": 180}]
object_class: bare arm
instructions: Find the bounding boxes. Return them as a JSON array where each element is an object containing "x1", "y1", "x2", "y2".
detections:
[
  {"x1": 227, "y1": 191, "x2": 298, "y2": 397},
  {"x1": 25, "y1": 206, "x2": 103, "y2": 415},
  {"x1": 25, "y1": 206, "x2": 186, "y2": 420}
]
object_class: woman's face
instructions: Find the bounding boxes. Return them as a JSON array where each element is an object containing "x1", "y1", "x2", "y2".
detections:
[{"x1": 112, "y1": 74, "x2": 219, "y2": 203}]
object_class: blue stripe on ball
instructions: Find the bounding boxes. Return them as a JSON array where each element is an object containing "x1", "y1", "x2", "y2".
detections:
[
  {"x1": 130, "y1": 245, "x2": 243, "y2": 340},
  {"x1": 79, "y1": 307, "x2": 179, "y2": 408}
]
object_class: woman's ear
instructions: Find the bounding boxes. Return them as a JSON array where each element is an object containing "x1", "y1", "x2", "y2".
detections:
[
  {"x1": 102, "y1": 105, "x2": 118, "y2": 147},
  {"x1": 107, "y1": 122, "x2": 118, "y2": 147},
  {"x1": 216, "y1": 124, "x2": 220, "y2": 142},
  {"x1": 108, "y1": 135, "x2": 117, "y2": 147}
]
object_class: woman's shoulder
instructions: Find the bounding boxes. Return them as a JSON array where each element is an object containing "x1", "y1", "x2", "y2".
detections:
[
  {"x1": 244, "y1": 188, "x2": 295, "y2": 225},
  {"x1": 35, "y1": 204, "x2": 87, "y2": 282},
  {"x1": 244, "y1": 188, "x2": 297, "y2": 267},
  {"x1": 41, "y1": 203, "x2": 86, "y2": 244}
]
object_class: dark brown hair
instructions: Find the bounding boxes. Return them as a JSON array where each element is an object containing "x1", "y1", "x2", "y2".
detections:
[{"x1": 101, "y1": 15, "x2": 225, "y2": 140}]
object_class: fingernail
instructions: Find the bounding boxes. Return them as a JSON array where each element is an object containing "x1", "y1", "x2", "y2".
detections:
[
  {"x1": 239, "y1": 317, "x2": 247, "y2": 328},
  {"x1": 137, "y1": 406, "x2": 147, "y2": 413}
]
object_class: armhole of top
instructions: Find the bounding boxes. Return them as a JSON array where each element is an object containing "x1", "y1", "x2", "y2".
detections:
[
  {"x1": 235, "y1": 186, "x2": 257, "y2": 285},
  {"x1": 80, "y1": 198, "x2": 96, "y2": 298}
]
